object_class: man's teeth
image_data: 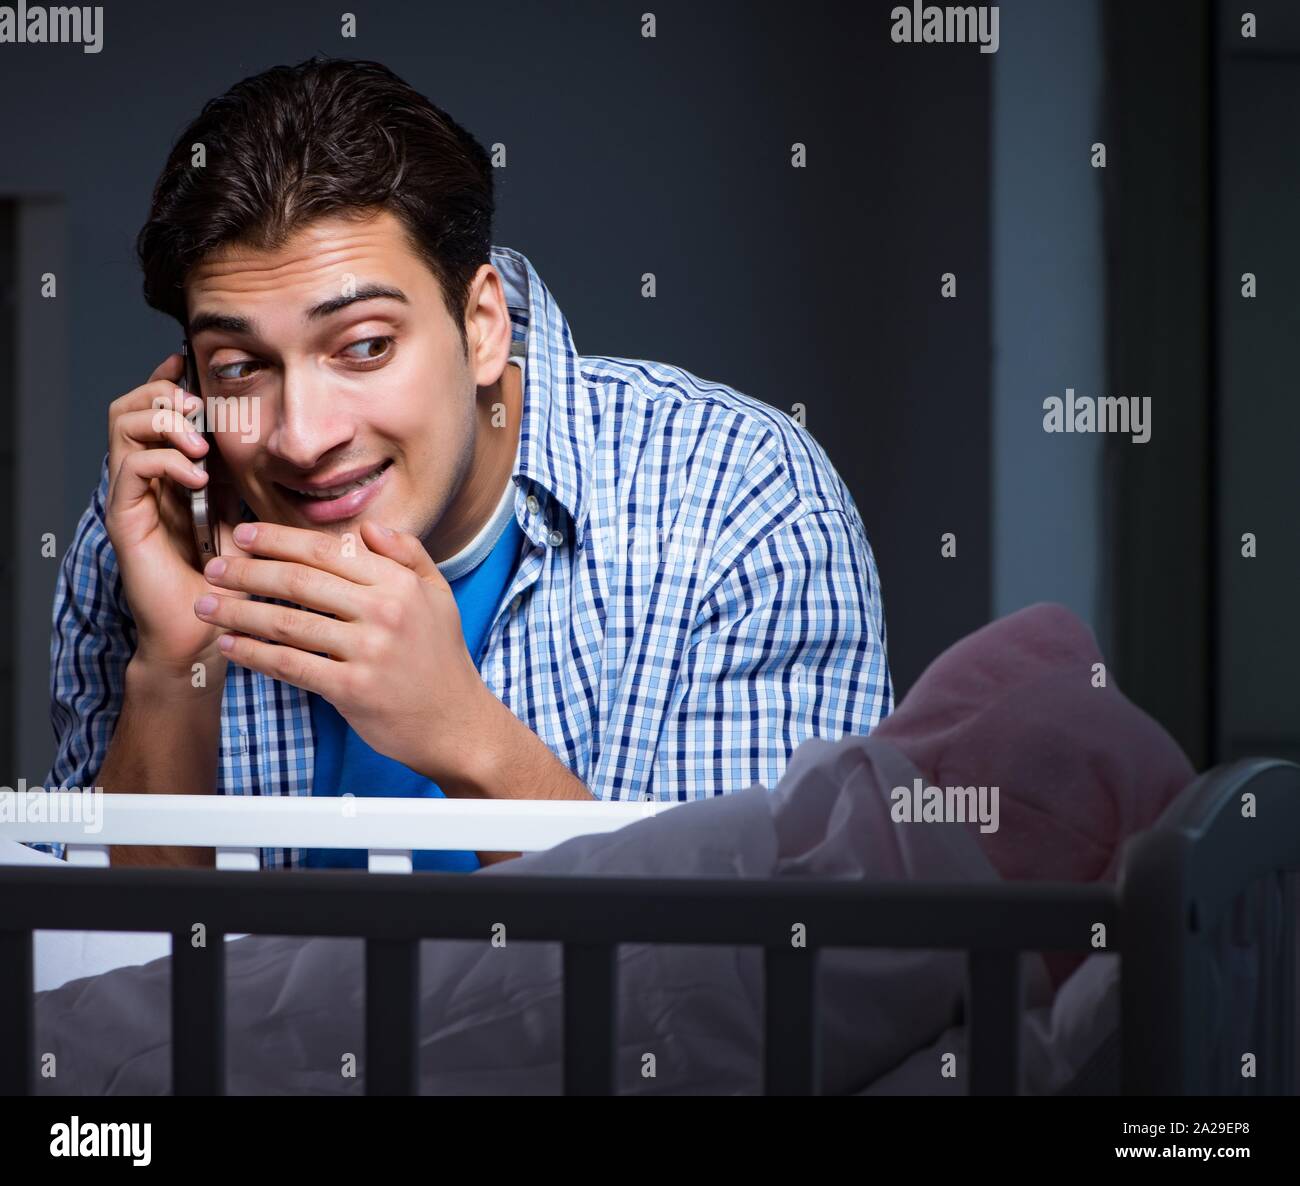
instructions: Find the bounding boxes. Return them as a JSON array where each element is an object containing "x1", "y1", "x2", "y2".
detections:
[{"x1": 293, "y1": 464, "x2": 387, "y2": 500}]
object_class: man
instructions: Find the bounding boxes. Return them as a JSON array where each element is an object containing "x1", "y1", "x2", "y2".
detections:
[{"x1": 40, "y1": 56, "x2": 892, "y2": 870}]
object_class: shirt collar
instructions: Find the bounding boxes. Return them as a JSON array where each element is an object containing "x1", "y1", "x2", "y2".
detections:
[{"x1": 491, "y1": 244, "x2": 594, "y2": 548}]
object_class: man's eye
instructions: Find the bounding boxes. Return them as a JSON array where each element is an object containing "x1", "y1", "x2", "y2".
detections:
[
  {"x1": 341, "y1": 336, "x2": 393, "y2": 361},
  {"x1": 209, "y1": 338, "x2": 391, "y2": 382},
  {"x1": 212, "y1": 360, "x2": 262, "y2": 381}
]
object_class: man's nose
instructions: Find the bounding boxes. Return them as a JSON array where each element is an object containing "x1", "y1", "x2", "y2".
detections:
[{"x1": 265, "y1": 371, "x2": 354, "y2": 469}]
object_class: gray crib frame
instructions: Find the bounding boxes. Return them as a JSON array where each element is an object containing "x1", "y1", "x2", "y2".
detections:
[{"x1": 0, "y1": 757, "x2": 1295, "y2": 1096}]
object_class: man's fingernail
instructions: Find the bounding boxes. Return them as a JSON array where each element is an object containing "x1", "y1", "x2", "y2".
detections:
[
  {"x1": 234, "y1": 523, "x2": 256, "y2": 545},
  {"x1": 195, "y1": 595, "x2": 217, "y2": 616},
  {"x1": 380, "y1": 524, "x2": 395, "y2": 537},
  {"x1": 205, "y1": 558, "x2": 226, "y2": 579}
]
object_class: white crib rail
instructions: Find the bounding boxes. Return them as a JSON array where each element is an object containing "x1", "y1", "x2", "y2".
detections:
[{"x1": 0, "y1": 792, "x2": 680, "y2": 873}]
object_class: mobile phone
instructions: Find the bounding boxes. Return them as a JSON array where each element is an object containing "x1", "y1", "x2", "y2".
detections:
[{"x1": 179, "y1": 339, "x2": 221, "y2": 563}]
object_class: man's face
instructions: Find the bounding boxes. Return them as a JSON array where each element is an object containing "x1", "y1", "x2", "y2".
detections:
[{"x1": 185, "y1": 208, "x2": 488, "y2": 545}]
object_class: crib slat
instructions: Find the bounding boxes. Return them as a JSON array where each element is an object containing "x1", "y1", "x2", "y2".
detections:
[
  {"x1": 563, "y1": 943, "x2": 616, "y2": 1095},
  {"x1": 1260, "y1": 871, "x2": 1295, "y2": 1095},
  {"x1": 367, "y1": 850, "x2": 413, "y2": 874},
  {"x1": 171, "y1": 928, "x2": 225, "y2": 1095},
  {"x1": 968, "y1": 950, "x2": 1021, "y2": 1095},
  {"x1": 764, "y1": 948, "x2": 819, "y2": 1095},
  {"x1": 0, "y1": 930, "x2": 33, "y2": 1095},
  {"x1": 1281, "y1": 873, "x2": 1296, "y2": 1095},
  {"x1": 366, "y1": 938, "x2": 419, "y2": 1095},
  {"x1": 64, "y1": 844, "x2": 110, "y2": 867},
  {"x1": 215, "y1": 847, "x2": 260, "y2": 872},
  {"x1": 1256, "y1": 879, "x2": 1275, "y2": 1094}
]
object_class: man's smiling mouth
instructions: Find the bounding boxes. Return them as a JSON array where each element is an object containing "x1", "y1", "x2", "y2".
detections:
[
  {"x1": 273, "y1": 458, "x2": 395, "y2": 524},
  {"x1": 278, "y1": 459, "x2": 394, "y2": 501}
]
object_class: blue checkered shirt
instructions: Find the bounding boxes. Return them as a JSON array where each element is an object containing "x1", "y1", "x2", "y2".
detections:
[{"x1": 36, "y1": 245, "x2": 892, "y2": 867}]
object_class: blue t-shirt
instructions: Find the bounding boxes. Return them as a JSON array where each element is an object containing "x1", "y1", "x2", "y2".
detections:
[{"x1": 304, "y1": 512, "x2": 526, "y2": 870}]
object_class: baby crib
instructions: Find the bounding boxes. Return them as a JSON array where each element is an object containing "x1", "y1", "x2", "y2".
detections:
[{"x1": 1, "y1": 757, "x2": 1296, "y2": 1095}]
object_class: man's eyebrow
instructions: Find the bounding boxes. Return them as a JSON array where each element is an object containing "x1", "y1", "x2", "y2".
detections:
[
  {"x1": 187, "y1": 284, "x2": 410, "y2": 338},
  {"x1": 306, "y1": 283, "x2": 409, "y2": 321}
]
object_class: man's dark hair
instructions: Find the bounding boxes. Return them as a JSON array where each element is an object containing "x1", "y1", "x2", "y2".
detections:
[{"x1": 136, "y1": 56, "x2": 495, "y2": 356}]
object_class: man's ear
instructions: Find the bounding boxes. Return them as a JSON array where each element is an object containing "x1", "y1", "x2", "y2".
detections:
[{"x1": 463, "y1": 264, "x2": 513, "y2": 387}]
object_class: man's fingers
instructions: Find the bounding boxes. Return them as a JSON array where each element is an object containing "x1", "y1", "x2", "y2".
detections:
[
  {"x1": 229, "y1": 521, "x2": 380, "y2": 584},
  {"x1": 109, "y1": 447, "x2": 208, "y2": 515},
  {"x1": 214, "y1": 632, "x2": 338, "y2": 696},
  {"x1": 201, "y1": 556, "x2": 362, "y2": 619},
  {"x1": 114, "y1": 405, "x2": 209, "y2": 457},
  {"x1": 147, "y1": 352, "x2": 185, "y2": 385},
  {"x1": 360, "y1": 520, "x2": 446, "y2": 586},
  {"x1": 108, "y1": 376, "x2": 194, "y2": 427},
  {"x1": 194, "y1": 594, "x2": 352, "y2": 657}
]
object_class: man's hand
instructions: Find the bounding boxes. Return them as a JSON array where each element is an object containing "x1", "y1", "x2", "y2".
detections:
[
  {"x1": 105, "y1": 352, "x2": 253, "y2": 679},
  {"x1": 193, "y1": 519, "x2": 499, "y2": 789}
]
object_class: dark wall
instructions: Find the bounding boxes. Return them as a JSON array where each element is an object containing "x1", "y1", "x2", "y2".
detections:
[
  {"x1": 1104, "y1": 0, "x2": 1300, "y2": 768},
  {"x1": 1214, "y1": 0, "x2": 1300, "y2": 763},
  {"x1": 0, "y1": 202, "x2": 14, "y2": 777},
  {"x1": 0, "y1": 0, "x2": 992, "y2": 703},
  {"x1": 1104, "y1": 0, "x2": 1212, "y2": 767}
]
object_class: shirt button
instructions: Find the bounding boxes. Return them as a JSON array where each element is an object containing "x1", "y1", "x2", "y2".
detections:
[
  {"x1": 548, "y1": 529, "x2": 564, "y2": 547},
  {"x1": 643, "y1": 790, "x2": 654, "y2": 801},
  {"x1": 526, "y1": 495, "x2": 540, "y2": 514}
]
